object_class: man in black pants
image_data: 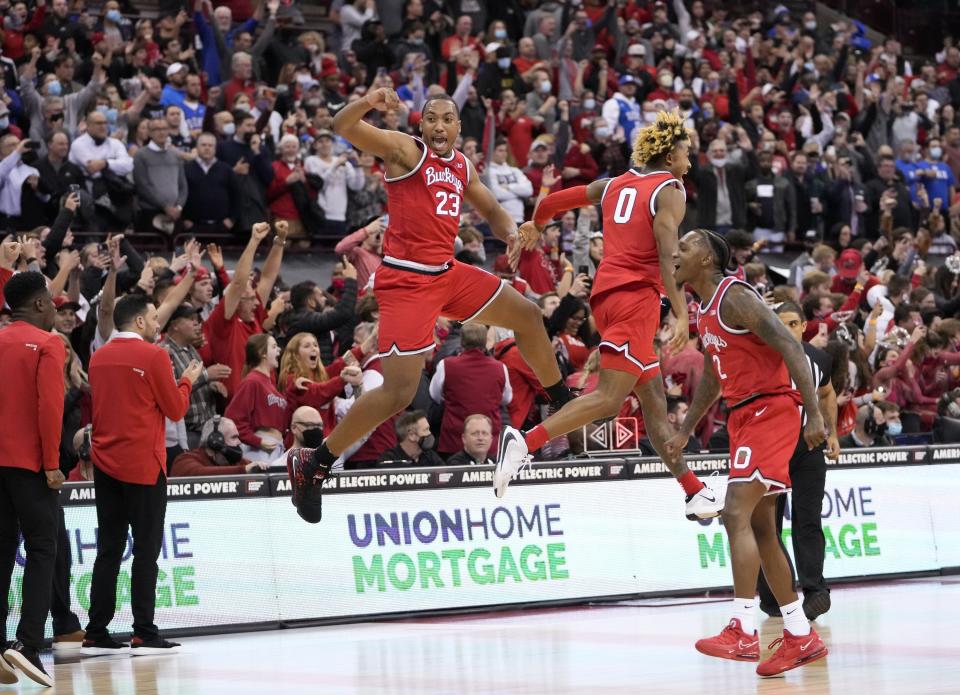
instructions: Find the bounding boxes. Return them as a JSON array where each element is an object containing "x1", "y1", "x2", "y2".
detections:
[
  {"x1": 757, "y1": 302, "x2": 838, "y2": 621},
  {"x1": 0, "y1": 271, "x2": 66, "y2": 687},
  {"x1": 83, "y1": 294, "x2": 201, "y2": 655}
]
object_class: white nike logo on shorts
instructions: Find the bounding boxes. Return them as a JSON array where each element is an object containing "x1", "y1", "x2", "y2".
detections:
[{"x1": 755, "y1": 406, "x2": 768, "y2": 417}]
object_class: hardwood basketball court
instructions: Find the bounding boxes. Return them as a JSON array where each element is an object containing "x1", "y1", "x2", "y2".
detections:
[{"x1": 36, "y1": 576, "x2": 957, "y2": 694}]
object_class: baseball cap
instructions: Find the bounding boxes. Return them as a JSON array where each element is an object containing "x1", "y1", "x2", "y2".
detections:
[
  {"x1": 837, "y1": 248, "x2": 863, "y2": 280},
  {"x1": 619, "y1": 74, "x2": 639, "y2": 86},
  {"x1": 166, "y1": 62, "x2": 186, "y2": 78},
  {"x1": 164, "y1": 303, "x2": 202, "y2": 330},
  {"x1": 174, "y1": 266, "x2": 211, "y2": 284},
  {"x1": 315, "y1": 129, "x2": 334, "y2": 139},
  {"x1": 592, "y1": 43, "x2": 606, "y2": 53},
  {"x1": 686, "y1": 29, "x2": 701, "y2": 41},
  {"x1": 627, "y1": 43, "x2": 646, "y2": 57},
  {"x1": 53, "y1": 296, "x2": 81, "y2": 312}
]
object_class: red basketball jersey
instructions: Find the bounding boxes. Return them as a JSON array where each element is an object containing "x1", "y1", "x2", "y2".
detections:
[
  {"x1": 593, "y1": 168, "x2": 685, "y2": 298},
  {"x1": 696, "y1": 276, "x2": 796, "y2": 406},
  {"x1": 382, "y1": 137, "x2": 471, "y2": 266}
]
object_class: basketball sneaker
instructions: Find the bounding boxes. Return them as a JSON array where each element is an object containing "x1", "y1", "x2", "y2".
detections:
[
  {"x1": 695, "y1": 619, "x2": 760, "y2": 662},
  {"x1": 2, "y1": 642, "x2": 53, "y2": 687},
  {"x1": 493, "y1": 425, "x2": 532, "y2": 499},
  {"x1": 685, "y1": 481, "x2": 724, "y2": 520},
  {"x1": 756, "y1": 628, "x2": 827, "y2": 676},
  {"x1": 286, "y1": 448, "x2": 324, "y2": 523}
]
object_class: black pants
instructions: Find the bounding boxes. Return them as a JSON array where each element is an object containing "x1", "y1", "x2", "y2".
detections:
[
  {"x1": 758, "y1": 445, "x2": 829, "y2": 606},
  {"x1": 85, "y1": 468, "x2": 166, "y2": 641},
  {"x1": 51, "y1": 501, "x2": 82, "y2": 636},
  {"x1": 0, "y1": 467, "x2": 59, "y2": 651}
]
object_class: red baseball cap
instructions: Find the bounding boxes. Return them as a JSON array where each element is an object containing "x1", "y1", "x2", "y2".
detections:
[
  {"x1": 53, "y1": 295, "x2": 81, "y2": 312},
  {"x1": 836, "y1": 248, "x2": 862, "y2": 280}
]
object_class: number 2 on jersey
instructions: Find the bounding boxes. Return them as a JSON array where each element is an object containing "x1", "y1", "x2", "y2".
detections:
[
  {"x1": 712, "y1": 354, "x2": 728, "y2": 380},
  {"x1": 435, "y1": 191, "x2": 461, "y2": 217},
  {"x1": 613, "y1": 187, "x2": 638, "y2": 223}
]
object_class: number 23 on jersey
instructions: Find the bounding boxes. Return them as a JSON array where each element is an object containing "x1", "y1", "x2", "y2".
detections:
[{"x1": 435, "y1": 191, "x2": 461, "y2": 217}]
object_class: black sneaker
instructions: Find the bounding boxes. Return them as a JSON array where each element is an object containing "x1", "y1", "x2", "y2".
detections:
[
  {"x1": 130, "y1": 636, "x2": 181, "y2": 655},
  {"x1": 0, "y1": 644, "x2": 17, "y2": 685},
  {"x1": 2, "y1": 641, "x2": 52, "y2": 687},
  {"x1": 803, "y1": 591, "x2": 831, "y2": 621},
  {"x1": 759, "y1": 602, "x2": 782, "y2": 617},
  {"x1": 81, "y1": 635, "x2": 129, "y2": 656},
  {"x1": 286, "y1": 448, "x2": 324, "y2": 523}
]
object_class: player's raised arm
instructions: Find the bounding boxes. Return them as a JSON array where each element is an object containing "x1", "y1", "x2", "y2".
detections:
[
  {"x1": 722, "y1": 285, "x2": 827, "y2": 451},
  {"x1": 653, "y1": 185, "x2": 690, "y2": 357},
  {"x1": 518, "y1": 179, "x2": 609, "y2": 251},
  {"x1": 333, "y1": 88, "x2": 422, "y2": 173}
]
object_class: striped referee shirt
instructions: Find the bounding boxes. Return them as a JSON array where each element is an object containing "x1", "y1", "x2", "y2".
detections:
[{"x1": 791, "y1": 342, "x2": 833, "y2": 428}]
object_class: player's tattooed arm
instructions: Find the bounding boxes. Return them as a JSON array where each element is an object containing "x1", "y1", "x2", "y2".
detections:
[
  {"x1": 667, "y1": 351, "x2": 719, "y2": 459},
  {"x1": 722, "y1": 285, "x2": 827, "y2": 450}
]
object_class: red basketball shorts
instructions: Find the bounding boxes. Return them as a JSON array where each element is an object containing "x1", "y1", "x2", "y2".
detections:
[
  {"x1": 374, "y1": 260, "x2": 504, "y2": 356},
  {"x1": 591, "y1": 284, "x2": 661, "y2": 384},
  {"x1": 726, "y1": 392, "x2": 803, "y2": 493}
]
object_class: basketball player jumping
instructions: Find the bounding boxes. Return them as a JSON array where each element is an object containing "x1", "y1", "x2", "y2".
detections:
[
  {"x1": 285, "y1": 88, "x2": 572, "y2": 522},
  {"x1": 666, "y1": 230, "x2": 828, "y2": 677},
  {"x1": 494, "y1": 111, "x2": 721, "y2": 521}
]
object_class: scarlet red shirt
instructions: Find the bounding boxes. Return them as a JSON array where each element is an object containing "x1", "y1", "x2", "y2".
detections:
[
  {"x1": 595, "y1": 168, "x2": 683, "y2": 299},
  {"x1": 202, "y1": 299, "x2": 266, "y2": 398},
  {"x1": 382, "y1": 137, "x2": 470, "y2": 266},
  {"x1": 224, "y1": 369, "x2": 290, "y2": 449},
  {"x1": 0, "y1": 321, "x2": 66, "y2": 472},
  {"x1": 89, "y1": 335, "x2": 192, "y2": 484}
]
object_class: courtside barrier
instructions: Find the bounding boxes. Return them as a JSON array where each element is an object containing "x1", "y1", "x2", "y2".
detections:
[{"x1": 7, "y1": 446, "x2": 958, "y2": 637}]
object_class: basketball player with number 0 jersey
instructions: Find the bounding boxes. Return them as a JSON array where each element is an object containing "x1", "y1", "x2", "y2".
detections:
[
  {"x1": 493, "y1": 111, "x2": 721, "y2": 521},
  {"x1": 284, "y1": 88, "x2": 573, "y2": 523},
  {"x1": 667, "y1": 230, "x2": 828, "y2": 677}
]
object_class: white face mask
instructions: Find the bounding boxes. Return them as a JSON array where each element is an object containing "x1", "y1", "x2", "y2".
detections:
[
  {"x1": 594, "y1": 126, "x2": 610, "y2": 138},
  {"x1": 222, "y1": 122, "x2": 236, "y2": 136},
  {"x1": 710, "y1": 156, "x2": 727, "y2": 168},
  {"x1": 583, "y1": 98, "x2": 596, "y2": 111},
  {"x1": 805, "y1": 20, "x2": 817, "y2": 31},
  {"x1": 930, "y1": 147, "x2": 943, "y2": 160},
  {"x1": 539, "y1": 80, "x2": 552, "y2": 94}
]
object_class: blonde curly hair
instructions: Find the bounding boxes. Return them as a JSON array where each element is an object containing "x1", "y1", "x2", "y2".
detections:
[{"x1": 631, "y1": 109, "x2": 692, "y2": 166}]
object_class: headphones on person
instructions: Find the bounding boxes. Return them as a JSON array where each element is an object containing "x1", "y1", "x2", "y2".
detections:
[
  {"x1": 78, "y1": 426, "x2": 92, "y2": 461},
  {"x1": 206, "y1": 415, "x2": 225, "y2": 452}
]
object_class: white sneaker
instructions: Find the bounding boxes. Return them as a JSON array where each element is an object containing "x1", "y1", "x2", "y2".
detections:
[
  {"x1": 493, "y1": 426, "x2": 531, "y2": 499},
  {"x1": 685, "y1": 481, "x2": 724, "y2": 520}
]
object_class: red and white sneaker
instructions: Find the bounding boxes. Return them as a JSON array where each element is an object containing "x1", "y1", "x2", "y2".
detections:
[
  {"x1": 756, "y1": 628, "x2": 827, "y2": 677},
  {"x1": 695, "y1": 619, "x2": 760, "y2": 662}
]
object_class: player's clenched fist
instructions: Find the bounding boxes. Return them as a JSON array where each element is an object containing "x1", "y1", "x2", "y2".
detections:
[
  {"x1": 251, "y1": 221, "x2": 271, "y2": 241},
  {"x1": 365, "y1": 87, "x2": 400, "y2": 112}
]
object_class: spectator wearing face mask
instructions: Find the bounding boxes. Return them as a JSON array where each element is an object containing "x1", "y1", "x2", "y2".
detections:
[
  {"x1": 377, "y1": 410, "x2": 444, "y2": 467},
  {"x1": 601, "y1": 75, "x2": 641, "y2": 144},
  {"x1": 838, "y1": 403, "x2": 896, "y2": 448},
  {"x1": 169, "y1": 416, "x2": 267, "y2": 476},
  {"x1": 132, "y1": 118, "x2": 188, "y2": 236},
  {"x1": 446, "y1": 414, "x2": 495, "y2": 465}
]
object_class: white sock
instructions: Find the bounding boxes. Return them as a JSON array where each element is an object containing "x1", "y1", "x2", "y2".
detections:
[
  {"x1": 781, "y1": 599, "x2": 811, "y2": 636},
  {"x1": 732, "y1": 597, "x2": 755, "y2": 634}
]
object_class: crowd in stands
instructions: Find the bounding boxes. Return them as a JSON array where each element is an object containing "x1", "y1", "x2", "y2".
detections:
[{"x1": 2, "y1": 0, "x2": 960, "y2": 481}]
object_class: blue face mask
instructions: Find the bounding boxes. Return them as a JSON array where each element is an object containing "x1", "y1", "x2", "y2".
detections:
[
  {"x1": 494, "y1": 29, "x2": 507, "y2": 40},
  {"x1": 106, "y1": 9, "x2": 123, "y2": 23},
  {"x1": 47, "y1": 80, "x2": 62, "y2": 96},
  {"x1": 886, "y1": 420, "x2": 902, "y2": 436},
  {"x1": 497, "y1": 57, "x2": 511, "y2": 70},
  {"x1": 0, "y1": 117, "x2": 8, "y2": 130}
]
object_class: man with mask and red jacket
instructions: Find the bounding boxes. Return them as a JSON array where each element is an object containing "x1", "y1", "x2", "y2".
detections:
[{"x1": 169, "y1": 416, "x2": 267, "y2": 476}]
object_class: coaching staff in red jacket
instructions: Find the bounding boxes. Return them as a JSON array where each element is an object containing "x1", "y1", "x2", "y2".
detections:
[
  {"x1": 0, "y1": 272, "x2": 64, "y2": 687},
  {"x1": 83, "y1": 294, "x2": 202, "y2": 656}
]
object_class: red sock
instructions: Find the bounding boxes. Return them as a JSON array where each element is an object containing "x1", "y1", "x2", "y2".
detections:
[
  {"x1": 524, "y1": 425, "x2": 550, "y2": 453},
  {"x1": 679, "y1": 471, "x2": 704, "y2": 496}
]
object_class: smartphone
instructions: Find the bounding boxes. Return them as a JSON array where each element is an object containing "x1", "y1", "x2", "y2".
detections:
[
  {"x1": 68, "y1": 183, "x2": 80, "y2": 194},
  {"x1": 578, "y1": 265, "x2": 589, "y2": 276}
]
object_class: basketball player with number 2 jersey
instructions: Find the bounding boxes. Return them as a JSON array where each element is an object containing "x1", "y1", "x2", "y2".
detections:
[
  {"x1": 494, "y1": 110, "x2": 721, "y2": 522},
  {"x1": 285, "y1": 88, "x2": 574, "y2": 524},
  {"x1": 668, "y1": 229, "x2": 828, "y2": 677}
]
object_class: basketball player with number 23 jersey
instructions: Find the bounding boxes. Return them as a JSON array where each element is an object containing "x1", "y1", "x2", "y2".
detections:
[
  {"x1": 494, "y1": 110, "x2": 721, "y2": 522},
  {"x1": 667, "y1": 229, "x2": 829, "y2": 677},
  {"x1": 284, "y1": 88, "x2": 574, "y2": 523}
]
